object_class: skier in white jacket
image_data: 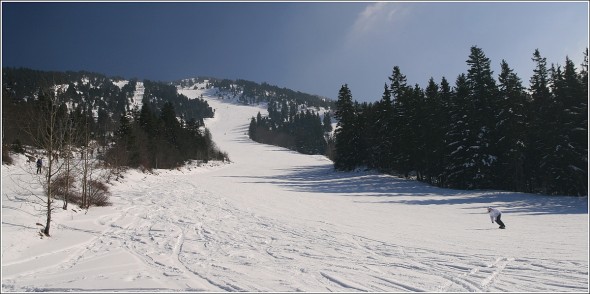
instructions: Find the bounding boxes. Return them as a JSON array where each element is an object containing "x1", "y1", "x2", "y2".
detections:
[{"x1": 488, "y1": 207, "x2": 506, "y2": 229}]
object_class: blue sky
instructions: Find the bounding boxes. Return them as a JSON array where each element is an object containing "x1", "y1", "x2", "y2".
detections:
[{"x1": 2, "y1": 1, "x2": 588, "y2": 102}]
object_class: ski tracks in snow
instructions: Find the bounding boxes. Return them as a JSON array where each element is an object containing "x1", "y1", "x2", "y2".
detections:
[
  {"x1": 45, "y1": 170, "x2": 581, "y2": 292},
  {"x1": 3, "y1": 161, "x2": 587, "y2": 292}
]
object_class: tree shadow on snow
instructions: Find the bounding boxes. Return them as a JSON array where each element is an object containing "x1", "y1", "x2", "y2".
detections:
[{"x1": 224, "y1": 164, "x2": 588, "y2": 215}]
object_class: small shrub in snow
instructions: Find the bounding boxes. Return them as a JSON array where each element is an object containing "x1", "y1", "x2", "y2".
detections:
[
  {"x1": 2, "y1": 147, "x2": 14, "y2": 165},
  {"x1": 87, "y1": 180, "x2": 111, "y2": 207},
  {"x1": 51, "y1": 172, "x2": 79, "y2": 209}
]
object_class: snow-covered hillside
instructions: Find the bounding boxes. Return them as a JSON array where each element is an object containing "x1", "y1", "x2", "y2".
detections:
[
  {"x1": 2, "y1": 92, "x2": 588, "y2": 292},
  {"x1": 129, "y1": 81, "x2": 144, "y2": 111}
]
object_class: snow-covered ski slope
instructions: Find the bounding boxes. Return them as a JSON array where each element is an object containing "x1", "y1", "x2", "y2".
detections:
[{"x1": 2, "y1": 90, "x2": 588, "y2": 292}]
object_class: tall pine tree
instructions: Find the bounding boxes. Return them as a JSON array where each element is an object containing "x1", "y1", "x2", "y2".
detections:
[
  {"x1": 423, "y1": 78, "x2": 447, "y2": 185},
  {"x1": 389, "y1": 67, "x2": 412, "y2": 176},
  {"x1": 495, "y1": 60, "x2": 528, "y2": 191},
  {"x1": 369, "y1": 84, "x2": 393, "y2": 171},
  {"x1": 548, "y1": 57, "x2": 588, "y2": 195},
  {"x1": 445, "y1": 74, "x2": 472, "y2": 188},
  {"x1": 465, "y1": 46, "x2": 499, "y2": 188},
  {"x1": 334, "y1": 84, "x2": 360, "y2": 170}
]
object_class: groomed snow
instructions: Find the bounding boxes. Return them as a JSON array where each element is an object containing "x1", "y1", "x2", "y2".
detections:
[{"x1": 2, "y1": 91, "x2": 588, "y2": 292}]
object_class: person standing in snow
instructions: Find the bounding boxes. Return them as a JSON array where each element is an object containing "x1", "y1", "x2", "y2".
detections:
[
  {"x1": 36, "y1": 158, "x2": 43, "y2": 174},
  {"x1": 488, "y1": 207, "x2": 505, "y2": 229}
]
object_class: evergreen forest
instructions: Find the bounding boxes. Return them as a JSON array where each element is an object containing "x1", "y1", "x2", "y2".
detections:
[
  {"x1": 248, "y1": 104, "x2": 333, "y2": 155},
  {"x1": 2, "y1": 68, "x2": 223, "y2": 170},
  {"x1": 333, "y1": 46, "x2": 587, "y2": 196},
  {"x1": 211, "y1": 78, "x2": 334, "y2": 109}
]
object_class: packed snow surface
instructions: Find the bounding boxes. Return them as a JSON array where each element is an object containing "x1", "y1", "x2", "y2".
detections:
[{"x1": 2, "y1": 90, "x2": 588, "y2": 292}]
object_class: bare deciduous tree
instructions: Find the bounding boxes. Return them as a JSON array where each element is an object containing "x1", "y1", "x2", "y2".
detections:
[{"x1": 24, "y1": 85, "x2": 67, "y2": 236}]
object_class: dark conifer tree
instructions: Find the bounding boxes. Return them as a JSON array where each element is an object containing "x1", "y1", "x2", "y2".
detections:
[
  {"x1": 575, "y1": 49, "x2": 589, "y2": 194},
  {"x1": 334, "y1": 84, "x2": 360, "y2": 170},
  {"x1": 159, "y1": 102, "x2": 181, "y2": 165},
  {"x1": 409, "y1": 84, "x2": 426, "y2": 180},
  {"x1": 444, "y1": 74, "x2": 472, "y2": 188},
  {"x1": 580, "y1": 48, "x2": 588, "y2": 89},
  {"x1": 388, "y1": 66, "x2": 410, "y2": 176},
  {"x1": 495, "y1": 60, "x2": 528, "y2": 191},
  {"x1": 248, "y1": 117, "x2": 257, "y2": 141},
  {"x1": 423, "y1": 78, "x2": 445, "y2": 184},
  {"x1": 373, "y1": 84, "x2": 393, "y2": 171},
  {"x1": 322, "y1": 111, "x2": 333, "y2": 134},
  {"x1": 354, "y1": 101, "x2": 375, "y2": 168},
  {"x1": 112, "y1": 113, "x2": 134, "y2": 166},
  {"x1": 436, "y1": 77, "x2": 452, "y2": 186},
  {"x1": 541, "y1": 63, "x2": 569, "y2": 194},
  {"x1": 138, "y1": 103, "x2": 160, "y2": 167},
  {"x1": 527, "y1": 49, "x2": 553, "y2": 193},
  {"x1": 389, "y1": 66, "x2": 408, "y2": 100},
  {"x1": 465, "y1": 46, "x2": 499, "y2": 188},
  {"x1": 96, "y1": 107, "x2": 112, "y2": 147},
  {"x1": 548, "y1": 57, "x2": 588, "y2": 195}
]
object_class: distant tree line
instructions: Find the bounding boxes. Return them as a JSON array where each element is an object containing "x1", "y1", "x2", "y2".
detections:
[
  {"x1": 3, "y1": 68, "x2": 130, "y2": 148},
  {"x1": 142, "y1": 80, "x2": 214, "y2": 126},
  {"x1": 106, "y1": 102, "x2": 227, "y2": 169},
  {"x1": 2, "y1": 68, "x2": 221, "y2": 171},
  {"x1": 212, "y1": 78, "x2": 335, "y2": 109},
  {"x1": 3, "y1": 68, "x2": 215, "y2": 152},
  {"x1": 248, "y1": 99, "x2": 333, "y2": 155},
  {"x1": 334, "y1": 46, "x2": 587, "y2": 196}
]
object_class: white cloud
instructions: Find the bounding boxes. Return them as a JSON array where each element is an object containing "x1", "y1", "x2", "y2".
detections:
[{"x1": 348, "y1": 2, "x2": 405, "y2": 40}]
